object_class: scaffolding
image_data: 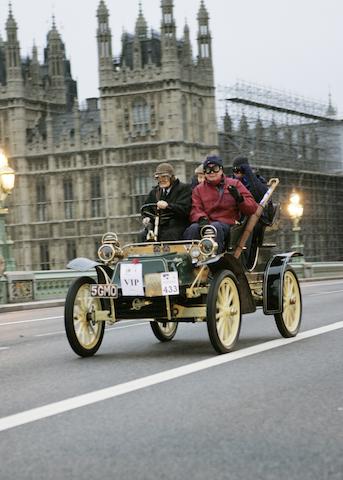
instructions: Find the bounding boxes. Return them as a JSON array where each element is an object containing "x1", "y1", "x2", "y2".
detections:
[{"x1": 217, "y1": 81, "x2": 343, "y2": 262}]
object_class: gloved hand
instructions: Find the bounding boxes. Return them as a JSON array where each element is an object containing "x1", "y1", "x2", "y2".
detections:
[
  {"x1": 142, "y1": 217, "x2": 151, "y2": 227},
  {"x1": 199, "y1": 217, "x2": 209, "y2": 228},
  {"x1": 228, "y1": 185, "x2": 244, "y2": 203}
]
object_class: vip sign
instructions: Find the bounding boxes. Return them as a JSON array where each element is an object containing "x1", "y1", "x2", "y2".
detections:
[{"x1": 120, "y1": 263, "x2": 144, "y2": 296}]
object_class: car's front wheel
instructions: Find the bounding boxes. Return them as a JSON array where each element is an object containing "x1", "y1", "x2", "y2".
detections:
[
  {"x1": 207, "y1": 269, "x2": 241, "y2": 354},
  {"x1": 150, "y1": 321, "x2": 178, "y2": 342},
  {"x1": 64, "y1": 277, "x2": 105, "y2": 357}
]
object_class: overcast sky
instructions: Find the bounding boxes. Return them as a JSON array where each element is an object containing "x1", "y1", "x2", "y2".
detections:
[{"x1": 0, "y1": 0, "x2": 342, "y2": 116}]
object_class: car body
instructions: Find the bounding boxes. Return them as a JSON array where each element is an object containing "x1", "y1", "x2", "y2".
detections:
[{"x1": 64, "y1": 178, "x2": 302, "y2": 356}]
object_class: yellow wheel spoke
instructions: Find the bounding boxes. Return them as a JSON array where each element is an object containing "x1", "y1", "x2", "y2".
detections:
[{"x1": 214, "y1": 276, "x2": 240, "y2": 349}]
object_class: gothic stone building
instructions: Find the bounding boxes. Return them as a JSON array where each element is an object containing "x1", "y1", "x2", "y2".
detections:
[
  {"x1": 2, "y1": 1, "x2": 218, "y2": 270},
  {"x1": 1, "y1": 1, "x2": 343, "y2": 270}
]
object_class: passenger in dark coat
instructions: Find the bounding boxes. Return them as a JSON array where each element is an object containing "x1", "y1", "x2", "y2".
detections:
[
  {"x1": 232, "y1": 155, "x2": 274, "y2": 224},
  {"x1": 141, "y1": 163, "x2": 192, "y2": 241}
]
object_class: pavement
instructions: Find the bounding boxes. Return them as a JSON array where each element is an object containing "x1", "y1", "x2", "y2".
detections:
[{"x1": 0, "y1": 298, "x2": 65, "y2": 313}]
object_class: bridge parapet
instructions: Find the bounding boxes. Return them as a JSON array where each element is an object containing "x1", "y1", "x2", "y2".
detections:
[{"x1": 0, "y1": 270, "x2": 96, "y2": 304}]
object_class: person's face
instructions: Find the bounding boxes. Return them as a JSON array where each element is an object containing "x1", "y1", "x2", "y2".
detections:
[
  {"x1": 233, "y1": 167, "x2": 244, "y2": 179},
  {"x1": 155, "y1": 173, "x2": 172, "y2": 189},
  {"x1": 197, "y1": 172, "x2": 205, "y2": 183},
  {"x1": 204, "y1": 164, "x2": 222, "y2": 182}
]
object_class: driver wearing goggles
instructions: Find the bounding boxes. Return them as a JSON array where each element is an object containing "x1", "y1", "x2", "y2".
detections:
[{"x1": 140, "y1": 163, "x2": 192, "y2": 242}]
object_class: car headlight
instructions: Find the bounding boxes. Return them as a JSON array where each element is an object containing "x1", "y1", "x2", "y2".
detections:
[
  {"x1": 98, "y1": 244, "x2": 116, "y2": 263},
  {"x1": 189, "y1": 245, "x2": 201, "y2": 261},
  {"x1": 102, "y1": 232, "x2": 119, "y2": 246},
  {"x1": 199, "y1": 237, "x2": 218, "y2": 257}
]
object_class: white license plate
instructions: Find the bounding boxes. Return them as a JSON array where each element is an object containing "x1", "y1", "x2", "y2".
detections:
[{"x1": 90, "y1": 284, "x2": 118, "y2": 298}]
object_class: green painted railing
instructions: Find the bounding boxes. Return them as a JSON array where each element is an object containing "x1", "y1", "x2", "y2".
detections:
[{"x1": 1, "y1": 270, "x2": 96, "y2": 304}]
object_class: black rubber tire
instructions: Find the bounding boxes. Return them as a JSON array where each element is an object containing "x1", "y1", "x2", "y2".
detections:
[
  {"x1": 64, "y1": 277, "x2": 105, "y2": 357},
  {"x1": 274, "y1": 267, "x2": 302, "y2": 338},
  {"x1": 207, "y1": 269, "x2": 241, "y2": 354},
  {"x1": 150, "y1": 321, "x2": 178, "y2": 342}
]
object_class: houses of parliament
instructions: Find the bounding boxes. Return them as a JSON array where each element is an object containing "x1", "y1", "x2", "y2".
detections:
[{"x1": 0, "y1": 0, "x2": 342, "y2": 270}]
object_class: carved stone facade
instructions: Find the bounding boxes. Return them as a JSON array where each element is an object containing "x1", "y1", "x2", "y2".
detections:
[{"x1": 2, "y1": 1, "x2": 218, "y2": 270}]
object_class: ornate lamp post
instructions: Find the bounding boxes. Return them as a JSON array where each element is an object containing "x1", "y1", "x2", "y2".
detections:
[
  {"x1": 287, "y1": 190, "x2": 304, "y2": 260},
  {"x1": 0, "y1": 149, "x2": 16, "y2": 273}
]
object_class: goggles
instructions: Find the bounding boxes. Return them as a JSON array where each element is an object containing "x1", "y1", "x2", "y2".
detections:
[
  {"x1": 154, "y1": 173, "x2": 172, "y2": 181},
  {"x1": 233, "y1": 167, "x2": 241, "y2": 174},
  {"x1": 204, "y1": 164, "x2": 221, "y2": 174}
]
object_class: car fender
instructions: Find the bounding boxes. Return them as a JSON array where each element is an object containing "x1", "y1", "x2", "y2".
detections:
[
  {"x1": 263, "y1": 252, "x2": 302, "y2": 315},
  {"x1": 67, "y1": 257, "x2": 102, "y2": 272},
  {"x1": 201, "y1": 253, "x2": 256, "y2": 314}
]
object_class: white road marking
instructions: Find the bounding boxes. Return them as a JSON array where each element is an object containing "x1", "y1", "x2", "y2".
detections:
[
  {"x1": 308, "y1": 290, "x2": 343, "y2": 297},
  {"x1": 35, "y1": 321, "x2": 149, "y2": 337},
  {"x1": 106, "y1": 322, "x2": 149, "y2": 331},
  {"x1": 0, "y1": 317, "x2": 144, "y2": 328},
  {"x1": 302, "y1": 281, "x2": 343, "y2": 288},
  {"x1": 0, "y1": 320, "x2": 342, "y2": 433},
  {"x1": 0, "y1": 347, "x2": 9, "y2": 351},
  {"x1": 0, "y1": 316, "x2": 63, "y2": 327},
  {"x1": 35, "y1": 331, "x2": 65, "y2": 337}
]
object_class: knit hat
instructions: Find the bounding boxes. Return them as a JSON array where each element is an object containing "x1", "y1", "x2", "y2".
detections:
[
  {"x1": 233, "y1": 155, "x2": 250, "y2": 170},
  {"x1": 203, "y1": 155, "x2": 223, "y2": 169},
  {"x1": 194, "y1": 164, "x2": 204, "y2": 174},
  {"x1": 154, "y1": 163, "x2": 175, "y2": 176}
]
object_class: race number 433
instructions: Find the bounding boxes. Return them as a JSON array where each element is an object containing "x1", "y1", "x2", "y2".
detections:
[{"x1": 161, "y1": 272, "x2": 179, "y2": 296}]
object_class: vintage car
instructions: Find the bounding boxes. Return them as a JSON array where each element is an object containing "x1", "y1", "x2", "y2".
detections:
[{"x1": 64, "y1": 178, "x2": 302, "y2": 357}]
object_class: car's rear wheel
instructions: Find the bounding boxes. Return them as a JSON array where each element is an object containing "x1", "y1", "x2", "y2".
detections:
[
  {"x1": 274, "y1": 267, "x2": 302, "y2": 337},
  {"x1": 65, "y1": 277, "x2": 105, "y2": 357},
  {"x1": 150, "y1": 321, "x2": 178, "y2": 342},
  {"x1": 207, "y1": 269, "x2": 241, "y2": 354}
]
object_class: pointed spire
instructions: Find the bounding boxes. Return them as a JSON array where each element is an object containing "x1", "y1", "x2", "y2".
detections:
[
  {"x1": 182, "y1": 20, "x2": 193, "y2": 66},
  {"x1": 32, "y1": 42, "x2": 38, "y2": 62},
  {"x1": 47, "y1": 15, "x2": 61, "y2": 42},
  {"x1": 135, "y1": 2, "x2": 147, "y2": 38},
  {"x1": 97, "y1": 0, "x2": 109, "y2": 17},
  {"x1": 184, "y1": 19, "x2": 190, "y2": 37},
  {"x1": 6, "y1": 2, "x2": 17, "y2": 32},
  {"x1": 198, "y1": 0, "x2": 209, "y2": 21},
  {"x1": 326, "y1": 92, "x2": 337, "y2": 117},
  {"x1": 223, "y1": 109, "x2": 232, "y2": 133},
  {"x1": 97, "y1": 0, "x2": 112, "y2": 69}
]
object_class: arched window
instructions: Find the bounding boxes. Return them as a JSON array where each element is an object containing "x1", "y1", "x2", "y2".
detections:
[
  {"x1": 63, "y1": 178, "x2": 74, "y2": 220},
  {"x1": 132, "y1": 98, "x2": 150, "y2": 134},
  {"x1": 200, "y1": 43, "x2": 209, "y2": 58},
  {"x1": 181, "y1": 96, "x2": 188, "y2": 141},
  {"x1": 99, "y1": 41, "x2": 109, "y2": 57},
  {"x1": 36, "y1": 178, "x2": 47, "y2": 222},
  {"x1": 198, "y1": 98, "x2": 204, "y2": 142}
]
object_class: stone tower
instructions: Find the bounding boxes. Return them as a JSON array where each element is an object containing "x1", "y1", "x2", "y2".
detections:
[
  {"x1": 2, "y1": 1, "x2": 219, "y2": 271},
  {"x1": 96, "y1": 0, "x2": 218, "y2": 228},
  {"x1": 0, "y1": 7, "x2": 82, "y2": 270}
]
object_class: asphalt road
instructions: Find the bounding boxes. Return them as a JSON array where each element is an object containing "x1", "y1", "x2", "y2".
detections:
[{"x1": 0, "y1": 279, "x2": 342, "y2": 480}]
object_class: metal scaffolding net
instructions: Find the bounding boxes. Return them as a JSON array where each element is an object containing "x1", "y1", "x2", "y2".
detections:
[{"x1": 217, "y1": 81, "x2": 343, "y2": 262}]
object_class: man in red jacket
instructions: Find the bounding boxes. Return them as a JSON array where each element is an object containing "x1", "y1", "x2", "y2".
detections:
[{"x1": 183, "y1": 155, "x2": 258, "y2": 252}]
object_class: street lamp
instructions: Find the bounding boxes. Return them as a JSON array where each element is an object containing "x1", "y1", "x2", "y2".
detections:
[
  {"x1": 0, "y1": 149, "x2": 16, "y2": 273},
  {"x1": 287, "y1": 190, "x2": 304, "y2": 259}
]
